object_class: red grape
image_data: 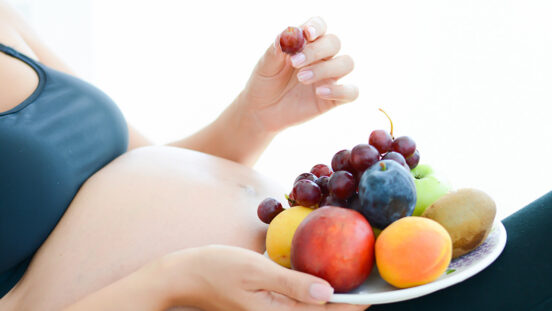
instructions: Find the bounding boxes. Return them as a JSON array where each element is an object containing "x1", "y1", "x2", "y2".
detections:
[
  {"x1": 314, "y1": 176, "x2": 330, "y2": 196},
  {"x1": 405, "y1": 149, "x2": 420, "y2": 169},
  {"x1": 331, "y1": 149, "x2": 354, "y2": 173},
  {"x1": 382, "y1": 152, "x2": 409, "y2": 170},
  {"x1": 287, "y1": 192, "x2": 298, "y2": 207},
  {"x1": 310, "y1": 164, "x2": 333, "y2": 177},
  {"x1": 328, "y1": 170, "x2": 356, "y2": 200},
  {"x1": 292, "y1": 180, "x2": 322, "y2": 207},
  {"x1": 257, "y1": 198, "x2": 284, "y2": 224},
  {"x1": 279, "y1": 26, "x2": 305, "y2": 54},
  {"x1": 369, "y1": 130, "x2": 393, "y2": 154},
  {"x1": 320, "y1": 195, "x2": 348, "y2": 208},
  {"x1": 294, "y1": 172, "x2": 316, "y2": 184},
  {"x1": 391, "y1": 136, "x2": 416, "y2": 157},
  {"x1": 350, "y1": 144, "x2": 380, "y2": 173}
]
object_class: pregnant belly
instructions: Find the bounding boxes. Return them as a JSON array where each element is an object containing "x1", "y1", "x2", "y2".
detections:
[
  {"x1": 68, "y1": 145, "x2": 286, "y2": 250},
  {"x1": 9, "y1": 146, "x2": 286, "y2": 309}
]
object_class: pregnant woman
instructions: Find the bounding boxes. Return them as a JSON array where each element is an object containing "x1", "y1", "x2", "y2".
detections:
[
  {"x1": 0, "y1": 2, "x2": 367, "y2": 310},
  {"x1": 3, "y1": 2, "x2": 552, "y2": 311}
]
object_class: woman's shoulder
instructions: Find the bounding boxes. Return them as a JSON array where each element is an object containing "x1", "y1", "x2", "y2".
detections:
[{"x1": 0, "y1": 20, "x2": 40, "y2": 114}]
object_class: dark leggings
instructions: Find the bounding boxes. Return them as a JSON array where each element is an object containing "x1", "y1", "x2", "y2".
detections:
[{"x1": 369, "y1": 191, "x2": 552, "y2": 311}]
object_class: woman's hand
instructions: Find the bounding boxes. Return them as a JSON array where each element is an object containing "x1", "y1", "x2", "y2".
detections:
[
  {"x1": 240, "y1": 16, "x2": 358, "y2": 133},
  {"x1": 170, "y1": 17, "x2": 357, "y2": 166},
  {"x1": 164, "y1": 245, "x2": 370, "y2": 311}
]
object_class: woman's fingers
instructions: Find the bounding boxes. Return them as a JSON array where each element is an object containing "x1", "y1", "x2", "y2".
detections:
[
  {"x1": 297, "y1": 55, "x2": 354, "y2": 85},
  {"x1": 251, "y1": 254, "x2": 370, "y2": 311},
  {"x1": 254, "y1": 36, "x2": 289, "y2": 78},
  {"x1": 321, "y1": 303, "x2": 372, "y2": 311},
  {"x1": 301, "y1": 16, "x2": 327, "y2": 42},
  {"x1": 316, "y1": 84, "x2": 359, "y2": 103},
  {"x1": 254, "y1": 289, "x2": 371, "y2": 311},
  {"x1": 291, "y1": 34, "x2": 341, "y2": 68},
  {"x1": 259, "y1": 259, "x2": 334, "y2": 304}
]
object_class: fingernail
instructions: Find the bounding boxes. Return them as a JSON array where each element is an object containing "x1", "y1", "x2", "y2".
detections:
[
  {"x1": 291, "y1": 53, "x2": 306, "y2": 67},
  {"x1": 297, "y1": 70, "x2": 313, "y2": 82},
  {"x1": 307, "y1": 26, "x2": 316, "y2": 39},
  {"x1": 316, "y1": 86, "x2": 331, "y2": 96},
  {"x1": 309, "y1": 283, "x2": 334, "y2": 301}
]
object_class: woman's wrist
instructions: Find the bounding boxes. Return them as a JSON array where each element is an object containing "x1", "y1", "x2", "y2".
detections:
[
  {"x1": 168, "y1": 92, "x2": 278, "y2": 166},
  {"x1": 217, "y1": 92, "x2": 279, "y2": 165},
  {"x1": 158, "y1": 249, "x2": 203, "y2": 309}
]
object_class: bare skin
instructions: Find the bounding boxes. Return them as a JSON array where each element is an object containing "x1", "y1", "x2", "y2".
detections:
[
  {"x1": 0, "y1": 2, "x2": 364, "y2": 310},
  {"x1": 5, "y1": 145, "x2": 284, "y2": 310}
]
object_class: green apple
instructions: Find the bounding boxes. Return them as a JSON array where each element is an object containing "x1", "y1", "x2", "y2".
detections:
[{"x1": 410, "y1": 164, "x2": 451, "y2": 216}]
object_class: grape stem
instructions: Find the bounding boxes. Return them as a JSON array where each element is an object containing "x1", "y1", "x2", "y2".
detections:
[{"x1": 378, "y1": 108, "x2": 394, "y2": 139}]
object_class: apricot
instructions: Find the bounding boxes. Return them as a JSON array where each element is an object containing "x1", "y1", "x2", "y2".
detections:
[
  {"x1": 375, "y1": 216, "x2": 452, "y2": 288},
  {"x1": 266, "y1": 206, "x2": 313, "y2": 268}
]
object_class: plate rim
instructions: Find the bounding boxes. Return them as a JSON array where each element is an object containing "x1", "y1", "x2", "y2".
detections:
[{"x1": 329, "y1": 220, "x2": 508, "y2": 304}]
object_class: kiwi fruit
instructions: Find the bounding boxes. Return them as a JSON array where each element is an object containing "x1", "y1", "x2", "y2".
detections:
[{"x1": 422, "y1": 188, "x2": 496, "y2": 258}]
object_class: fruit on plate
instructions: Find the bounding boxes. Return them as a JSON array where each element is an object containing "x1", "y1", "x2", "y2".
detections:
[
  {"x1": 320, "y1": 194, "x2": 347, "y2": 208},
  {"x1": 331, "y1": 149, "x2": 354, "y2": 173},
  {"x1": 270, "y1": 108, "x2": 421, "y2": 215},
  {"x1": 292, "y1": 179, "x2": 322, "y2": 207},
  {"x1": 310, "y1": 164, "x2": 333, "y2": 177},
  {"x1": 328, "y1": 170, "x2": 356, "y2": 200},
  {"x1": 291, "y1": 206, "x2": 375, "y2": 293},
  {"x1": 266, "y1": 206, "x2": 313, "y2": 268},
  {"x1": 349, "y1": 144, "x2": 380, "y2": 173},
  {"x1": 376, "y1": 216, "x2": 452, "y2": 288},
  {"x1": 381, "y1": 151, "x2": 409, "y2": 171},
  {"x1": 411, "y1": 164, "x2": 451, "y2": 216},
  {"x1": 405, "y1": 149, "x2": 420, "y2": 169},
  {"x1": 279, "y1": 26, "x2": 305, "y2": 54},
  {"x1": 422, "y1": 188, "x2": 496, "y2": 258},
  {"x1": 294, "y1": 172, "x2": 317, "y2": 184},
  {"x1": 369, "y1": 129, "x2": 393, "y2": 154},
  {"x1": 358, "y1": 160, "x2": 417, "y2": 229},
  {"x1": 257, "y1": 198, "x2": 284, "y2": 224},
  {"x1": 348, "y1": 195, "x2": 382, "y2": 238},
  {"x1": 391, "y1": 136, "x2": 416, "y2": 159}
]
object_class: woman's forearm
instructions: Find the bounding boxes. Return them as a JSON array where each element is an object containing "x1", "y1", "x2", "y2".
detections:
[
  {"x1": 62, "y1": 259, "x2": 174, "y2": 311},
  {"x1": 167, "y1": 93, "x2": 277, "y2": 167}
]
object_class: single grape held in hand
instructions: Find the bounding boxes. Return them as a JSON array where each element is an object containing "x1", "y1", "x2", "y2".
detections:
[{"x1": 279, "y1": 26, "x2": 305, "y2": 54}]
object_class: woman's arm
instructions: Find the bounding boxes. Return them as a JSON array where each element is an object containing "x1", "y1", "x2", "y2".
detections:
[
  {"x1": 62, "y1": 259, "x2": 175, "y2": 311},
  {"x1": 167, "y1": 93, "x2": 277, "y2": 167},
  {"x1": 62, "y1": 245, "x2": 367, "y2": 311},
  {"x1": 169, "y1": 17, "x2": 357, "y2": 167}
]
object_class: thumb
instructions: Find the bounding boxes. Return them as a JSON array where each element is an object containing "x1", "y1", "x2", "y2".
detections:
[
  {"x1": 253, "y1": 34, "x2": 289, "y2": 77},
  {"x1": 263, "y1": 261, "x2": 335, "y2": 304}
]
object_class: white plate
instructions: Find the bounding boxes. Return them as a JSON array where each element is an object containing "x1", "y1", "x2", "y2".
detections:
[{"x1": 266, "y1": 221, "x2": 507, "y2": 305}]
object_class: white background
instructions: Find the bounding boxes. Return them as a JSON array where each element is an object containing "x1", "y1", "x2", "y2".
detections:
[{"x1": 7, "y1": 0, "x2": 552, "y2": 219}]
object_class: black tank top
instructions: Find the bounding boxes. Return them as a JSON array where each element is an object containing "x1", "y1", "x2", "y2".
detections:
[{"x1": 0, "y1": 43, "x2": 129, "y2": 297}]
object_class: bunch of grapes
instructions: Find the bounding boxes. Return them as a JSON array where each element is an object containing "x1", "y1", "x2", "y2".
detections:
[{"x1": 258, "y1": 109, "x2": 420, "y2": 224}]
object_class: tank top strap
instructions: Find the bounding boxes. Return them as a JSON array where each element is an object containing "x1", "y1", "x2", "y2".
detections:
[
  {"x1": 0, "y1": 42, "x2": 46, "y2": 74},
  {"x1": 0, "y1": 42, "x2": 47, "y2": 116}
]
